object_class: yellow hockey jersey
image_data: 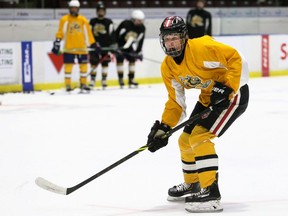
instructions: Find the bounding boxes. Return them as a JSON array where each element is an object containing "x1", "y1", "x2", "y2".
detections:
[
  {"x1": 56, "y1": 14, "x2": 95, "y2": 54},
  {"x1": 161, "y1": 35, "x2": 249, "y2": 127}
]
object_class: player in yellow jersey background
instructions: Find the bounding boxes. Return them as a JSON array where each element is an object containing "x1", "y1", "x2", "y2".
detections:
[
  {"x1": 146, "y1": 16, "x2": 249, "y2": 213},
  {"x1": 52, "y1": 0, "x2": 101, "y2": 93}
]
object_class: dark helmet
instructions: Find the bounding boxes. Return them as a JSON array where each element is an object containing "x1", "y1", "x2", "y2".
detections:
[
  {"x1": 96, "y1": 3, "x2": 106, "y2": 11},
  {"x1": 159, "y1": 16, "x2": 187, "y2": 57}
]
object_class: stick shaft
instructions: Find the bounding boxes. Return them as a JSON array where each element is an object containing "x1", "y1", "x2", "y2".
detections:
[
  {"x1": 67, "y1": 107, "x2": 212, "y2": 194},
  {"x1": 62, "y1": 47, "x2": 162, "y2": 64},
  {"x1": 67, "y1": 145, "x2": 147, "y2": 194},
  {"x1": 36, "y1": 107, "x2": 212, "y2": 195},
  {"x1": 87, "y1": 53, "x2": 110, "y2": 77}
]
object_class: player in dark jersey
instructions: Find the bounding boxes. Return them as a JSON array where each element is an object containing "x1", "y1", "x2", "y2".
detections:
[
  {"x1": 115, "y1": 10, "x2": 146, "y2": 88},
  {"x1": 89, "y1": 3, "x2": 116, "y2": 89},
  {"x1": 186, "y1": 0, "x2": 212, "y2": 39}
]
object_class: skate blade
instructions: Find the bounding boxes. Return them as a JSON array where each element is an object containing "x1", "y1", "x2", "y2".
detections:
[
  {"x1": 167, "y1": 195, "x2": 190, "y2": 202},
  {"x1": 128, "y1": 85, "x2": 138, "y2": 89},
  {"x1": 78, "y1": 90, "x2": 90, "y2": 94},
  {"x1": 185, "y1": 200, "x2": 223, "y2": 213}
]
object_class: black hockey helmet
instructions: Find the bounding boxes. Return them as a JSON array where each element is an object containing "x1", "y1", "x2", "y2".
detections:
[
  {"x1": 159, "y1": 16, "x2": 187, "y2": 57},
  {"x1": 96, "y1": 2, "x2": 106, "y2": 11}
]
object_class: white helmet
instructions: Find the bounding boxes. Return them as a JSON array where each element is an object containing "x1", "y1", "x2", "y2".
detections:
[
  {"x1": 131, "y1": 10, "x2": 145, "y2": 20},
  {"x1": 68, "y1": 0, "x2": 80, "y2": 7}
]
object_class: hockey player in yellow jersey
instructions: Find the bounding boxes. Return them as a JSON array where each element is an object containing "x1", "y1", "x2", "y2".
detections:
[
  {"x1": 52, "y1": 0, "x2": 100, "y2": 93},
  {"x1": 147, "y1": 16, "x2": 249, "y2": 213}
]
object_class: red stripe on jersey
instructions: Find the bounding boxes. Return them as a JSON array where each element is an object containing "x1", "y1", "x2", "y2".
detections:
[{"x1": 212, "y1": 95, "x2": 239, "y2": 134}]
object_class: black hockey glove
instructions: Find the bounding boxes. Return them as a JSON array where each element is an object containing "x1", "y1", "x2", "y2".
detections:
[
  {"x1": 89, "y1": 42, "x2": 102, "y2": 56},
  {"x1": 147, "y1": 120, "x2": 171, "y2": 153},
  {"x1": 135, "y1": 52, "x2": 143, "y2": 61},
  {"x1": 51, "y1": 38, "x2": 61, "y2": 55},
  {"x1": 210, "y1": 81, "x2": 233, "y2": 113}
]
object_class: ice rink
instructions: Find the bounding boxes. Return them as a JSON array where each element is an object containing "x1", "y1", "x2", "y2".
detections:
[{"x1": 1, "y1": 76, "x2": 288, "y2": 216}]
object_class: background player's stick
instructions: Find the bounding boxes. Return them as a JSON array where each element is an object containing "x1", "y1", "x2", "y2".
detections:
[
  {"x1": 62, "y1": 48, "x2": 95, "y2": 52},
  {"x1": 61, "y1": 47, "x2": 162, "y2": 64},
  {"x1": 87, "y1": 53, "x2": 111, "y2": 78},
  {"x1": 35, "y1": 106, "x2": 213, "y2": 195},
  {"x1": 104, "y1": 48, "x2": 163, "y2": 64},
  {"x1": 134, "y1": 55, "x2": 162, "y2": 64}
]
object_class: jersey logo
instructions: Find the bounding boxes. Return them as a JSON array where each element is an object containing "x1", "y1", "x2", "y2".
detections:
[
  {"x1": 68, "y1": 22, "x2": 82, "y2": 34},
  {"x1": 125, "y1": 31, "x2": 138, "y2": 41},
  {"x1": 93, "y1": 24, "x2": 106, "y2": 36},
  {"x1": 179, "y1": 75, "x2": 211, "y2": 89},
  {"x1": 190, "y1": 15, "x2": 204, "y2": 27}
]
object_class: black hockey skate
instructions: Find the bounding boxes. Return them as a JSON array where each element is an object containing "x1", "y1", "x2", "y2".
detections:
[
  {"x1": 128, "y1": 79, "x2": 138, "y2": 88},
  {"x1": 185, "y1": 181, "x2": 223, "y2": 213},
  {"x1": 102, "y1": 79, "x2": 108, "y2": 90},
  {"x1": 167, "y1": 182, "x2": 200, "y2": 201},
  {"x1": 79, "y1": 84, "x2": 90, "y2": 94},
  {"x1": 119, "y1": 78, "x2": 125, "y2": 89},
  {"x1": 66, "y1": 85, "x2": 72, "y2": 92},
  {"x1": 89, "y1": 79, "x2": 95, "y2": 90}
]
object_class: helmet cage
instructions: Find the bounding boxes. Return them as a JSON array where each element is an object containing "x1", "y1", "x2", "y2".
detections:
[
  {"x1": 69, "y1": 7, "x2": 79, "y2": 16},
  {"x1": 159, "y1": 32, "x2": 186, "y2": 57}
]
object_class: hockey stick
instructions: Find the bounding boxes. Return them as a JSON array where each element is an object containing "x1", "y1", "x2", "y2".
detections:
[
  {"x1": 35, "y1": 106, "x2": 213, "y2": 195},
  {"x1": 62, "y1": 48, "x2": 95, "y2": 52},
  {"x1": 106, "y1": 48, "x2": 162, "y2": 64},
  {"x1": 140, "y1": 56, "x2": 162, "y2": 64},
  {"x1": 62, "y1": 47, "x2": 118, "y2": 53},
  {"x1": 87, "y1": 53, "x2": 111, "y2": 78},
  {"x1": 63, "y1": 47, "x2": 162, "y2": 64}
]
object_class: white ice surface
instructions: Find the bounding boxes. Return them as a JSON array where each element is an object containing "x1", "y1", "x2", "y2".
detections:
[{"x1": 1, "y1": 76, "x2": 288, "y2": 216}]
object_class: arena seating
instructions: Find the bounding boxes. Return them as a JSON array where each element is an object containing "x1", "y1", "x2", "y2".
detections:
[
  {"x1": 0, "y1": 0, "x2": 286, "y2": 8},
  {"x1": 85, "y1": 0, "x2": 283, "y2": 8}
]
